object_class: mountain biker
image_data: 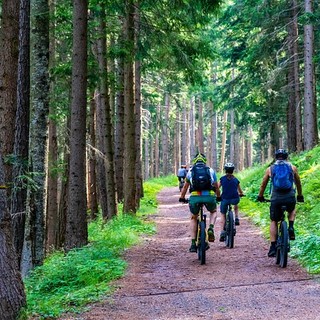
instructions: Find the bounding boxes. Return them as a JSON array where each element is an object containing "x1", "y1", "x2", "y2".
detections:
[
  {"x1": 218, "y1": 162, "x2": 244, "y2": 242},
  {"x1": 257, "y1": 149, "x2": 304, "y2": 257},
  {"x1": 179, "y1": 153, "x2": 221, "y2": 252},
  {"x1": 177, "y1": 165, "x2": 188, "y2": 189}
]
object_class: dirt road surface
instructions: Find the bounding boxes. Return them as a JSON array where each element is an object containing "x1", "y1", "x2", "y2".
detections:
[{"x1": 60, "y1": 187, "x2": 320, "y2": 320}]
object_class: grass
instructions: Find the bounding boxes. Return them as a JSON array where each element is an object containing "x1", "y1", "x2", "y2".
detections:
[{"x1": 23, "y1": 175, "x2": 177, "y2": 319}]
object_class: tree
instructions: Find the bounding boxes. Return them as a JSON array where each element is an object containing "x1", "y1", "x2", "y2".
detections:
[{"x1": 65, "y1": 0, "x2": 88, "y2": 250}]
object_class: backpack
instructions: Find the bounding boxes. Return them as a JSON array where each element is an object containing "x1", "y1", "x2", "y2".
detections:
[
  {"x1": 271, "y1": 161, "x2": 294, "y2": 193},
  {"x1": 191, "y1": 163, "x2": 213, "y2": 191}
]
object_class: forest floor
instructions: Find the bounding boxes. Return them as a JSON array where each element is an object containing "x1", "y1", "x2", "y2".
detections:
[{"x1": 59, "y1": 187, "x2": 320, "y2": 320}]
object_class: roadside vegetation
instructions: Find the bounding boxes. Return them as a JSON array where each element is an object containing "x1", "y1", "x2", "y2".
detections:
[
  {"x1": 24, "y1": 149, "x2": 320, "y2": 318},
  {"x1": 23, "y1": 176, "x2": 176, "y2": 319}
]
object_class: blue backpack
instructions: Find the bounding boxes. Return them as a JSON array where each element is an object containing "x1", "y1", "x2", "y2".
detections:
[
  {"x1": 191, "y1": 163, "x2": 213, "y2": 191},
  {"x1": 271, "y1": 161, "x2": 294, "y2": 193}
]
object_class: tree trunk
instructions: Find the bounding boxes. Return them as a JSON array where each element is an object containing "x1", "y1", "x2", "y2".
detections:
[
  {"x1": 65, "y1": 0, "x2": 88, "y2": 251},
  {"x1": 0, "y1": 171, "x2": 26, "y2": 318},
  {"x1": 0, "y1": 0, "x2": 19, "y2": 186},
  {"x1": 162, "y1": 93, "x2": 170, "y2": 175},
  {"x1": 123, "y1": 0, "x2": 137, "y2": 213},
  {"x1": 219, "y1": 110, "x2": 228, "y2": 172},
  {"x1": 303, "y1": 0, "x2": 318, "y2": 150},
  {"x1": 11, "y1": 0, "x2": 30, "y2": 266}
]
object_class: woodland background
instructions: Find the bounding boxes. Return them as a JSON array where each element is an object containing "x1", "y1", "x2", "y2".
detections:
[{"x1": 0, "y1": 0, "x2": 319, "y2": 318}]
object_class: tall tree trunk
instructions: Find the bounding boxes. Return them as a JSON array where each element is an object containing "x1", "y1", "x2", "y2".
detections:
[
  {"x1": 303, "y1": 0, "x2": 318, "y2": 150},
  {"x1": 65, "y1": 0, "x2": 88, "y2": 250},
  {"x1": 96, "y1": 5, "x2": 117, "y2": 219},
  {"x1": 46, "y1": 0, "x2": 59, "y2": 251},
  {"x1": 189, "y1": 98, "x2": 196, "y2": 158},
  {"x1": 230, "y1": 109, "x2": 235, "y2": 162},
  {"x1": 211, "y1": 106, "x2": 218, "y2": 172},
  {"x1": 219, "y1": 110, "x2": 228, "y2": 172},
  {"x1": 123, "y1": 0, "x2": 137, "y2": 213},
  {"x1": 0, "y1": 155, "x2": 26, "y2": 318},
  {"x1": 88, "y1": 94, "x2": 98, "y2": 220},
  {"x1": 154, "y1": 104, "x2": 160, "y2": 177},
  {"x1": 0, "y1": 0, "x2": 19, "y2": 186},
  {"x1": 162, "y1": 93, "x2": 170, "y2": 175},
  {"x1": 22, "y1": 0, "x2": 50, "y2": 275},
  {"x1": 11, "y1": 0, "x2": 30, "y2": 266}
]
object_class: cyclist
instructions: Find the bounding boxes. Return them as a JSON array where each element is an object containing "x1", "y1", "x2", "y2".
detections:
[
  {"x1": 218, "y1": 162, "x2": 244, "y2": 242},
  {"x1": 257, "y1": 149, "x2": 304, "y2": 257},
  {"x1": 179, "y1": 152, "x2": 221, "y2": 252},
  {"x1": 177, "y1": 165, "x2": 188, "y2": 189}
]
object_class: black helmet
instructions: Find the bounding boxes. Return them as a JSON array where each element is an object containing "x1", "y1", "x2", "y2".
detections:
[
  {"x1": 224, "y1": 162, "x2": 235, "y2": 173},
  {"x1": 275, "y1": 149, "x2": 288, "y2": 160}
]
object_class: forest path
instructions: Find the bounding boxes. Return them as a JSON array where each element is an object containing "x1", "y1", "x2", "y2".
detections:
[{"x1": 60, "y1": 187, "x2": 320, "y2": 320}]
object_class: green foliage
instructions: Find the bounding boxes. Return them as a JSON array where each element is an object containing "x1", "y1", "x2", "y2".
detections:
[
  {"x1": 24, "y1": 176, "x2": 175, "y2": 319},
  {"x1": 238, "y1": 147, "x2": 320, "y2": 274}
]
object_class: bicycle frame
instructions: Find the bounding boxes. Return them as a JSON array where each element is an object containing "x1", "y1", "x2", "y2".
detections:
[
  {"x1": 276, "y1": 205, "x2": 290, "y2": 268},
  {"x1": 225, "y1": 204, "x2": 235, "y2": 248},
  {"x1": 196, "y1": 203, "x2": 207, "y2": 265}
]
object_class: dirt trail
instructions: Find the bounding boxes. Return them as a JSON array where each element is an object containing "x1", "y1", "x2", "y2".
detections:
[{"x1": 60, "y1": 187, "x2": 320, "y2": 320}]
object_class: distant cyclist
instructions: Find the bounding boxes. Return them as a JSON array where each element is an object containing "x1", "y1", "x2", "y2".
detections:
[
  {"x1": 179, "y1": 153, "x2": 221, "y2": 252},
  {"x1": 177, "y1": 165, "x2": 188, "y2": 190},
  {"x1": 257, "y1": 149, "x2": 304, "y2": 257},
  {"x1": 218, "y1": 162, "x2": 244, "y2": 242}
]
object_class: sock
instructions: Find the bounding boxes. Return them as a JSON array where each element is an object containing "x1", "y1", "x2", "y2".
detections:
[
  {"x1": 191, "y1": 239, "x2": 196, "y2": 245},
  {"x1": 271, "y1": 241, "x2": 276, "y2": 249},
  {"x1": 289, "y1": 221, "x2": 294, "y2": 229},
  {"x1": 209, "y1": 224, "x2": 214, "y2": 229}
]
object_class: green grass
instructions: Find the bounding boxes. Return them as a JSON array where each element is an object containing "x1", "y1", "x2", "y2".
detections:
[{"x1": 23, "y1": 175, "x2": 177, "y2": 319}]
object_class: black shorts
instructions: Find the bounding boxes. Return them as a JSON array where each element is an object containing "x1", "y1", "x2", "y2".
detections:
[{"x1": 270, "y1": 198, "x2": 296, "y2": 222}]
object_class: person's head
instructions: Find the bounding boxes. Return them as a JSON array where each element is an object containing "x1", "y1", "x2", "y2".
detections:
[
  {"x1": 224, "y1": 162, "x2": 235, "y2": 174},
  {"x1": 275, "y1": 149, "x2": 288, "y2": 160},
  {"x1": 192, "y1": 152, "x2": 207, "y2": 164}
]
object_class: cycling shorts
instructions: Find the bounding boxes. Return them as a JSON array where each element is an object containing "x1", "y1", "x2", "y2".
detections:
[
  {"x1": 270, "y1": 197, "x2": 296, "y2": 222},
  {"x1": 220, "y1": 198, "x2": 240, "y2": 214},
  {"x1": 189, "y1": 195, "x2": 216, "y2": 215}
]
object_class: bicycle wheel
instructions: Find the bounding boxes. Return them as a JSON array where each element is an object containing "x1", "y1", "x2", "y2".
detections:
[
  {"x1": 226, "y1": 210, "x2": 235, "y2": 248},
  {"x1": 198, "y1": 220, "x2": 206, "y2": 265},
  {"x1": 279, "y1": 221, "x2": 289, "y2": 268}
]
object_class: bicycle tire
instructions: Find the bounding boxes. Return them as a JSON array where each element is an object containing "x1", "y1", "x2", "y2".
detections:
[
  {"x1": 279, "y1": 220, "x2": 289, "y2": 268},
  {"x1": 198, "y1": 220, "x2": 206, "y2": 265},
  {"x1": 226, "y1": 210, "x2": 235, "y2": 248}
]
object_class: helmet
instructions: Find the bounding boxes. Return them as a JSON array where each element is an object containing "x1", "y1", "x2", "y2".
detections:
[
  {"x1": 275, "y1": 149, "x2": 288, "y2": 160},
  {"x1": 224, "y1": 162, "x2": 235, "y2": 173},
  {"x1": 192, "y1": 153, "x2": 207, "y2": 164}
]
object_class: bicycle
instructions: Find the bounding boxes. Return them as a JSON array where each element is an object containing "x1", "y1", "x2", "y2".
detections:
[
  {"x1": 224, "y1": 204, "x2": 236, "y2": 249},
  {"x1": 261, "y1": 199, "x2": 290, "y2": 268},
  {"x1": 181, "y1": 199, "x2": 208, "y2": 265}
]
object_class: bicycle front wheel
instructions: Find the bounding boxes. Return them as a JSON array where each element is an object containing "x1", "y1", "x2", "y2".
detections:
[
  {"x1": 226, "y1": 210, "x2": 235, "y2": 248},
  {"x1": 198, "y1": 220, "x2": 206, "y2": 265},
  {"x1": 278, "y1": 221, "x2": 289, "y2": 268}
]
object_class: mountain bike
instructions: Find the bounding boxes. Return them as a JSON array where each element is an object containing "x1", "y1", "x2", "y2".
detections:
[
  {"x1": 196, "y1": 203, "x2": 207, "y2": 265},
  {"x1": 275, "y1": 205, "x2": 290, "y2": 268},
  {"x1": 180, "y1": 199, "x2": 208, "y2": 265},
  {"x1": 224, "y1": 204, "x2": 236, "y2": 249},
  {"x1": 260, "y1": 199, "x2": 290, "y2": 268}
]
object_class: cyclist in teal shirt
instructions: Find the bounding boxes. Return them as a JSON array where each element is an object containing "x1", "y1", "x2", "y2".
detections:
[
  {"x1": 179, "y1": 153, "x2": 221, "y2": 252},
  {"x1": 218, "y1": 163, "x2": 244, "y2": 242}
]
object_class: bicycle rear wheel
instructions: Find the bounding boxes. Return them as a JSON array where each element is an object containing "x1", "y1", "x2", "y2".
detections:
[
  {"x1": 225, "y1": 210, "x2": 234, "y2": 248},
  {"x1": 278, "y1": 221, "x2": 289, "y2": 268},
  {"x1": 198, "y1": 220, "x2": 206, "y2": 265}
]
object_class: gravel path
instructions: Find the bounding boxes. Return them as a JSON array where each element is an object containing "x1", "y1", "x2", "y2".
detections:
[{"x1": 60, "y1": 187, "x2": 320, "y2": 320}]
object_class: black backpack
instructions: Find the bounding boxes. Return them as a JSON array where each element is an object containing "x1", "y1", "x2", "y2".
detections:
[{"x1": 191, "y1": 163, "x2": 213, "y2": 191}]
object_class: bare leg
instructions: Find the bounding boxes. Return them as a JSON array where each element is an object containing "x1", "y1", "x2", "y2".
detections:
[
  {"x1": 190, "y1": 214, "x2": 198, "y2": 239},
  {"x1": 270, "y1": 220, "x2": 277, "y2": 242}
]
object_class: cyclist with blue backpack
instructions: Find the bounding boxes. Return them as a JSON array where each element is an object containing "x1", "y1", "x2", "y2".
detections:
[
  {"x1": 257, "y1": 149, "x2": 304, "y2": 257},
  {"x1": 179, "y1": 153, "x2": 221, "y2": 252}
]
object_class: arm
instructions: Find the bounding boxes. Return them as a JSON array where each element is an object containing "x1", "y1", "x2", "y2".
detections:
[
  {"x1": 292, "y1": 165, "x2": 303, "y2": 196},
  {"x1": 213, "y1": 181, "x2": 221, "y2": 197},
  {"x1": 180, "y1": 181, "x2": 190, "y2": 199},
  {"x1": 238, "y1": 183, "x2": 244, "y2": 196},
  {"x1": 258, "y1": 168, "x2": 271, "y2": 197}
]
